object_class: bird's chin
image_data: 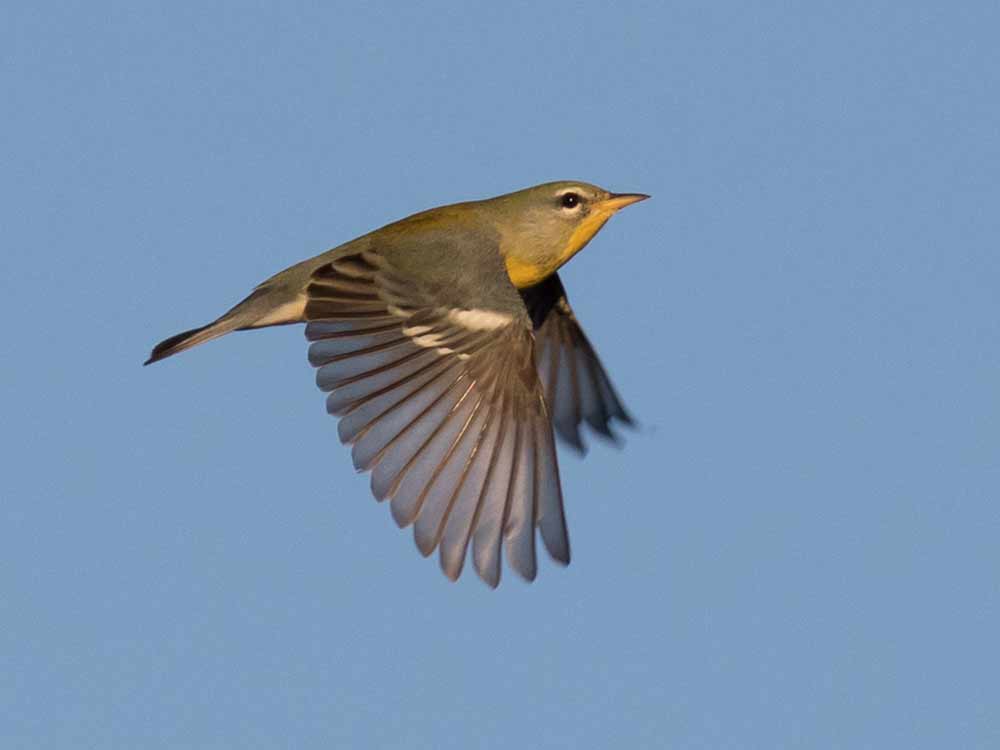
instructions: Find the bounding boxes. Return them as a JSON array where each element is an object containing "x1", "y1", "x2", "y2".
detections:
[{"x1": 563, "y1": 211, "x2": 614, "y2": 263}]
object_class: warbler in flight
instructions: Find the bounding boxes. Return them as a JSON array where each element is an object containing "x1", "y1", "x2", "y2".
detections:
[{"x1": 146, "y1": 181, "x2": 648, "y2": 586}]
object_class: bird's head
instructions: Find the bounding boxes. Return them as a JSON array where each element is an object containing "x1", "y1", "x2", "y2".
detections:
[{"x1": 484, "y1": 181, "x2": 649, "y2": 288}]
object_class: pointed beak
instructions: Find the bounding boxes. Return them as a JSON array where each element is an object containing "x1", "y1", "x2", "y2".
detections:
[{"x1": 602, "y1": 192, "x2": 651, "y2": 212}]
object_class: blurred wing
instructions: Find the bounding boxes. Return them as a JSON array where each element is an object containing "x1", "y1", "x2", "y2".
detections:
[
  {"x1": 521, "y1": 274, "x2": 634, "y2": 453},
  {"x1": 304, "y1": 251, "x2": 569, "y2": 587}
]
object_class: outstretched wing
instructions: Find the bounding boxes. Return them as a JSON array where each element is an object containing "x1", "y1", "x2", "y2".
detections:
[
  {"x1": 521, "y1": 274, "x2": 634, "y2": 453},
  {"x1": 305, "y1": 250, "x2": 569, "y2": 587}
]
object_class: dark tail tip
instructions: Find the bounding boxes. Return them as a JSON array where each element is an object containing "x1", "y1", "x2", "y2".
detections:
[{"x1": 144, "y1": 324, "x2": 211, "y2": 366}]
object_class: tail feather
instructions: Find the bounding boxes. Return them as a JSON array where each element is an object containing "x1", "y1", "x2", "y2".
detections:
[
  {"x1": 145, "y1": 283, "x2": 307, "y2": 366},
  {"x1": 145, "y1": 321, "x2": 231, "y2": 365},
  {"x1": 145, "y1": 324, "x2": 211, "y2": 365}
]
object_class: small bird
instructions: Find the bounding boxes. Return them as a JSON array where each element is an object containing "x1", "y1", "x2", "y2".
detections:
[{"x1": 147, "y1": 181, "x2": 648, "y2": 586}]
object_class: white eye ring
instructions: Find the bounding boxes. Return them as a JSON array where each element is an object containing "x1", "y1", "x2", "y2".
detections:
[{"x1": 560, "y1": 192, "x2": 582, "y2": 209}]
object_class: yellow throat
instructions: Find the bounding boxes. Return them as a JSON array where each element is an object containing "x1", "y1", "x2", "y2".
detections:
[{"x1": 504, "y1": 211, "x2": 613, "y2": 288}]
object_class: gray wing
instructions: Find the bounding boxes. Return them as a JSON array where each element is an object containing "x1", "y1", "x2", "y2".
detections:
[
  {"x1": 521, "y1": 274, "x2": 634, "y2": 453},
  {"x1": 305, "y1": 250, "x2": 569, "y2": 587}
]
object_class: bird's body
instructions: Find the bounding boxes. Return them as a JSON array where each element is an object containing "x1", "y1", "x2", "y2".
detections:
[{"x1": 147, "y1": 181, "x2": 647, "y2": 586}]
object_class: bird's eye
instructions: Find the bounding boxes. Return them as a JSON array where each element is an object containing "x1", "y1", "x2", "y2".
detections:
[{"x1": 560, "y1": 193, "x2": 581, "y2": 209}]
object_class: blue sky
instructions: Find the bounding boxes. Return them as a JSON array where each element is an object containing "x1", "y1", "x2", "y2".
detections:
[{"x1": 3, "y1": 2, "x2": 999, "y2": 747}]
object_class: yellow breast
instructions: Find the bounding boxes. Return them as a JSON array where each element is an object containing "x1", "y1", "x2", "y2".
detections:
[{"x1": 504, "y1": 255, "x2": 554, "y2": 288}]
